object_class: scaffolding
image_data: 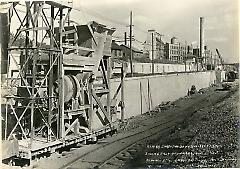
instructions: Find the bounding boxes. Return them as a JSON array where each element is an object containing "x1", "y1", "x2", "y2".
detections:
[{"x1": 1, "y1": 1, "x2": 122, "y2": 161}]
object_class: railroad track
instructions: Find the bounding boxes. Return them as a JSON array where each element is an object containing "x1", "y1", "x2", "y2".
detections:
[
  {"x1": 60, "y1": 118, "x2": 178, "y2": 169},
  {"x1": 61, "y1": 103, "x2": 206, "y2": 169},
  {"x1": 58, "y1": 85, "x2": 238, "y2": 169}
]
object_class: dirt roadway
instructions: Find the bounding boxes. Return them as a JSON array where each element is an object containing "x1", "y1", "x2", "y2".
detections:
[{"x1": 8, "y1": 81, "x2": 238, "y2": 169}]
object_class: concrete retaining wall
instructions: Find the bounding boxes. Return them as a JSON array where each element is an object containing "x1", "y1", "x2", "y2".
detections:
[
  {"x1": 132, "y1": 62, "x2": 197, "y2": 74},
  {"x1": 112, "y1": 62, "x2": 198, "y2": 74},
  {"x1": 111, "y1": 71, "x2": 217, "y2": 119}
]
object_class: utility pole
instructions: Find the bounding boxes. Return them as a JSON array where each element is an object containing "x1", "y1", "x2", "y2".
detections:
[
  {"x1": 210, "y1": 51, "x2": 213, "y2": 70},
  {"x1": 124, "y1": 32, "x2": 127, "y2": 45},
  {"x1": 151, "y1": 32, "x2": 154, "y2": 74},
  {"x1": 129, "y1": 11, "x2": 133, "y2": 77},
  {"x1": 178, "y1": 42, "x2": 180, "y2": 63},
  {"x1": 67, "y1": 1, "x2": 73, "y2": 26}
]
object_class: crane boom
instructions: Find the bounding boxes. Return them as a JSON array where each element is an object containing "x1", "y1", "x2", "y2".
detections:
[{"x1": 216, "y1": 48, "x2": 224, "y2": 65}]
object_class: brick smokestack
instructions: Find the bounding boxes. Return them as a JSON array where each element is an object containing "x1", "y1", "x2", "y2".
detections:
[{"x1": 199, "y1": 17, "x2": 204, "y2": 58}]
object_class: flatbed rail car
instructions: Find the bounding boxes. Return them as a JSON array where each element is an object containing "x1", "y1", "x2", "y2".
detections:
[
  {"x1": 18, "y1": 123, "x2": 118, "y2": 159},
  {"x1": 1, "y1": 1, "x2": 124, "y2": 164}
]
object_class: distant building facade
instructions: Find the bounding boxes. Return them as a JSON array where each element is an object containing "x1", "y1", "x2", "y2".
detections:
[
  {"x1": 145, "y1": 30, "x2": 165, "y2": 60},
  {"x1": 164, "y1": 37, "x2": 187, "y2": 62}
]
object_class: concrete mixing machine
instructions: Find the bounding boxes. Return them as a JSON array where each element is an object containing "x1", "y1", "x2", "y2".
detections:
[{"x1": 1, "y1": 2, "x2": 121, "y2": 163}]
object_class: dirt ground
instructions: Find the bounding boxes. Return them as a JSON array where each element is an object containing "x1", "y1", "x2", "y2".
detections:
[{"x1": 123, "y1": 81, "x2": 239, "y2": 168}]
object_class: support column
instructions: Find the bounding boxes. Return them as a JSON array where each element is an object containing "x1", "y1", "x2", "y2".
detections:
[
  {"x1": 58, "y1": 8, "x2": 65, "y2": 139},
  {"x1": 30, "y1": 2, "x2": 38, "y2": 149},
  {"x1": 48, "y1": 6, "x2": 54, "y2": 141},
  {"x1": 88, "y1": 80, "x2": 93, "y2": 132},
  {"x1": 140, "y1": 81, "x2": 143, "y2": 115},
  {"x1": 107, "y1": 57, "x2": 111, "y2": 121},
  {"x1": 120, "y1": 63, "x2": 125, "y2": 121}
]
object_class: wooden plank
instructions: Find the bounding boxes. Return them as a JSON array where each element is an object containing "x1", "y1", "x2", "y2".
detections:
[
  {"x1": 92, "y1": 90, "x2": 111, "y2": 124},
  {"x1": 62, "y1": 29, "x2": 76, "y2": 35},
  {"x1": 62, "y1": 45, "x2": 94, "y2": 52},
  {"x1": 20, "y1": 27, "x2": 49, "y2": 31}
]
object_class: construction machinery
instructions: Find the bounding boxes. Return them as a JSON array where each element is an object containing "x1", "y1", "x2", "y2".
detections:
[
  {"x1": 1, "y1": 1, "x2": 124, "y2": 165},
  {"x1": 216, "y1": 49, "x2": 238, "y2": 90}
]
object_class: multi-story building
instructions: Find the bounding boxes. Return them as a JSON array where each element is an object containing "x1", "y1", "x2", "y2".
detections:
[
  {"x1": 145, "y1": 30, "x2": 165, "y2": 60},
  {"x1": 164, "y1": 37, "x2": 188, "y2": 62}
]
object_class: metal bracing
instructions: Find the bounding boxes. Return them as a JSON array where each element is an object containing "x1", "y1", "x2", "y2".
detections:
[
  {"x1": 4, "y1": 2, "x2": 72, "y2": 146},
  {"x1": 2, "y1": 1, "x2": 123, "y2": 161}
]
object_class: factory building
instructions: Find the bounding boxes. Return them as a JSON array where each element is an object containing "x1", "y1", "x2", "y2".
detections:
[
  {"x1": 145, "y1": 30, "x2": 165, "y2": 60},
  {"x1": 164, "y1": 37, "x2": 188, "y2": 62}
]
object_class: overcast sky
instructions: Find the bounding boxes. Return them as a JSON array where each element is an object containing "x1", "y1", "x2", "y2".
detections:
[{"x1": 69, "y1": 0, "x2": 238, "y2": 63}]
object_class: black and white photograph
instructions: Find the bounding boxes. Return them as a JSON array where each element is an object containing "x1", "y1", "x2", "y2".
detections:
[{"x1": 0, "y1": 0, "x2": 239, "y2": 168}]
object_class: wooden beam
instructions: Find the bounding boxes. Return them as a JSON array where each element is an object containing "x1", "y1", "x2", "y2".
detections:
[
  {"x1": 107, "y1": 57, "x2": 111, "y2": 121},
  {"x1": 62, "y1": 45, "x2": 94, "y2": 52},
  {"x1": 20, "y1": 27, "x2": 49, "y2": 31},
  {"x1": 25, "y1": 2, "x2": 35, "y2": 28},
  {"x1": 111, "y1": 65, "x2": 126, "y2": 104},
  {"x1": 121, "y1": 63, "x2": 125, "y2": 121},
  {"x1": 64, "y1": 119, "x2": 78, "y2": 137},
  {"x1": 100, "y1": 59, "x2": 109, "y2": 89},
  {"x1": 88, "y1": 81, "x2": 93, "y2": 132},
  {"x1": 92, "y1": 90, "x2": 111, "y2": 125},
  {"x1": 140, "y1": 81, "x2": 143, "y2": 115},
  {"x1": 48, "y1": 5, "x2": 54, "y2": 142},
  {"x1": 62, "y1": 29, "x2": 76, "y2": 35},
  {"x1": 58, "y1": 8, "x2": 65, "y2": 139},
  {"x1": 33, "y1": 2, "x2": 44, "y2": 26},
  {"x1": 95, "y1": 110, "x2": 107, "y2": 125},
  {"x1": 62, "y1": 8, "x2": 72, "y2": 27}
]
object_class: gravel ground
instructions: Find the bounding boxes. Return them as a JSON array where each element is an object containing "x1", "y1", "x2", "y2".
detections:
[{"x1": 123, "y1": 82, "x2": 239, "y2": 168}]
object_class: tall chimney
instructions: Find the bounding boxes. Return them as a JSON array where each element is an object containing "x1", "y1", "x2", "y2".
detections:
[{"x1": 199, "y1": 17, "x2": 204, "y2": 58}]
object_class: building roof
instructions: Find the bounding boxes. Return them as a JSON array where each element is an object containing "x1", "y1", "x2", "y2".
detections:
[
  {"x1": 120, "y1": 44, "x2": 143, "y2": 53},
  {"x1": 111, "y1": 40, "x2": 122, "y2": 50}
]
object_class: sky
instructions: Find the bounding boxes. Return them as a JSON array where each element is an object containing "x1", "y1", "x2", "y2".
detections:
[{"x1": 68, "y1": 0, "x2": 239, "y2": 63}]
